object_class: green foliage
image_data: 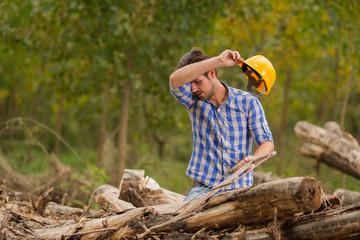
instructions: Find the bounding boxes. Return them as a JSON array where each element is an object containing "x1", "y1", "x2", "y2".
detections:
[
  {"x1": 0, "y1": 0, "x2": 359, "y2": 204},
  {"x1": 68, "y1": 162, "x2": 110, "y2": 206}
]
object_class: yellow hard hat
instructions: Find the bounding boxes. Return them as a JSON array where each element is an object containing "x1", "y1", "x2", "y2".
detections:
[{"x1": 240, "y1": 55, "x2": 276, "y2": 97}]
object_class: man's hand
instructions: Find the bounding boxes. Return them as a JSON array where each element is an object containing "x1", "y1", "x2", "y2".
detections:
[
  {"x1": 218, "y1": 50, "x2": 244, "y2": 67},
  {"x1": 235, "y1": 156, "x2": 256, "y2": 173}
]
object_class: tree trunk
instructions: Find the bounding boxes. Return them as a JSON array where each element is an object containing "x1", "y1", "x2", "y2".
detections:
[
  {"x1": 278, "y1": 203, "x2": 360, "y2": 240},
  {"x1": 277, "y1": 66, "x2": 292, "y2": 174},
  {"x1": 135, "y1": 177, "x2": 322, "y2": 238},
  {"x1": 253, "y1": 171, "x2": 281, "y2": 184},
  {"x1": 294, "y1": 121, "x2": 360, "y2": 179},
  {"x1": 332, "y1": 48, "x2": 340, "y2": 121},
  {"x1": 96, "y1": 83, "x2": 110, "y2": 167},
  {"x1": 1, "y1": 89, "x2": 16, "y2": 127},
  {"x1": 339, "y1": 39, "x2": 354, "y2": 188},
  {"x1": 54, "y1": 98, "x2": 64, "y2": 156},
  {"x1": 154, "y1": 131, "x2": 165, "y2": 159},
  {"x1": 243, "y1": 203, "x2": 360, "y2": 240},
  {"x1": 117, "y1": 80, "x2": 130, "y2": 184},
  {"x1": 117, "y1": 55, "x2": 133, "y2": 184},
  {"x1": 340, "y1": 63, "x2": 353, "y2": 129}
]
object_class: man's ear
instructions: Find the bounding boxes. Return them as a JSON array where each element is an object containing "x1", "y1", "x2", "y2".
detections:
[{"x1": 209, "y1": 69, "x2": 216, "y2": 79}]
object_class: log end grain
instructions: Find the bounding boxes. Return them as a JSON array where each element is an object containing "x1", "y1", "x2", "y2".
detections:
[{"x1": 300, "y1": 178, "x2": 322, "y2": 212}]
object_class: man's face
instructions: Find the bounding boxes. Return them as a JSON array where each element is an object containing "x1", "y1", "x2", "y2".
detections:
[{"x1": 191, "y1": 74, "x2": 215, "y2": 101}]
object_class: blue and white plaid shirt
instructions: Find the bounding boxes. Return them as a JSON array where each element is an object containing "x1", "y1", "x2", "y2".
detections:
[{"x1": 170, "y1": 81, "x2": 273, "y2": 190}]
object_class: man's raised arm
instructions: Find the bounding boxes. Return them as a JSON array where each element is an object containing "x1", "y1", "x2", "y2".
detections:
[{"x1": 169, "y1": 50, "x2": 244, "y2": 88}]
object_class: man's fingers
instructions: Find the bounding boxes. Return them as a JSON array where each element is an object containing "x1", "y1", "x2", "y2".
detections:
[
  {"x1": 235, "y1": 156, "x2": 253, "y2": 170},
  {"x1": 233, "y1": 51, "x2": 244, "y2": 63},
  {"x1": 234, "y1": 51, "x2": 240, "y2": 60}
]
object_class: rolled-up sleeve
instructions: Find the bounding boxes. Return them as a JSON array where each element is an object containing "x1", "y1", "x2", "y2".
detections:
[
  {"x1": 169, "y1": 82, "x2": 194, "y2": 110},
  {"x1": 248, "y1": 98, "x2": 273, "y2": 146}
]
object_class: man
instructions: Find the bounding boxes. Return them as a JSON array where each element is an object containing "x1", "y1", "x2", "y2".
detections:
[{"x1": 169, "y1": 48, "x2": 274, "y2": 201}]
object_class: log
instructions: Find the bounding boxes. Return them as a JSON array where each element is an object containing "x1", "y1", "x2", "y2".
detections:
[
  {"x1": 294, "y1": 121, "x2": 360, "y2": 179},
  {"x1": 334, "y1": 188, "x2": 360, "y2": 206},
  {"x1": 122, "y1": 187, "x2": 148, "y2": 207},
  {"x1": 279, "y1": 202, "x2": 360, "y2": 239},
  {"x1": 92, "y1": 183, "x2": 185, "y2": 215},
  {"x1": 92, "y1": 169, "x2": 186, "y2": 211},
  {"x1": 158, "y1": 203, "x2": 360, "y2": 240},
  {"x1": 239, "y1": 203, "x2": 360, "y2": 240},
  {"x1": 127, "y1": 177, "x2": 322, "y2": 239},
  {"x1": 33, "y1": 207, "x2": 155, "y2": 239},
  {"x1": 253, "y1": 171, "x2": 281, "y2": 184},
  {"x1": 119, "y1": 169, "x2": 185, "y2": 205},
  {"x1": 324, "y1": 121, "x2": 359, "y2": 147},
  {"x1": 182, "y1": 177, "x2": 322, "y2": 229},
  {"x1": 92, "y1": 184, "x2": 134, "y2": 211},
  {"x1": 299, "y1": 141, "x2": 323, "y2": 158}
]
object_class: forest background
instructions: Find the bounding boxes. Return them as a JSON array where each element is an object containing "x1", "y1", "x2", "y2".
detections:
[{"x1": 0, "y1": 0, "x2": 359, "y2": 207}]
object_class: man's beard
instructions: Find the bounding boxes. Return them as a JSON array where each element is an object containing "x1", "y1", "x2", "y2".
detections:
[{"x1": 193, "y1": 82, "x2": 215, "y2": 101}]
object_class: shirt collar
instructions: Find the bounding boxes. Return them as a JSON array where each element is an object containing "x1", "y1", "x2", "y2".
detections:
[
  {"x1": 203, "y1": 81, "x2": 234, "y2": 108},
  {"x1": 220, "y1": 81, "x2": 235, "y2": 103}
]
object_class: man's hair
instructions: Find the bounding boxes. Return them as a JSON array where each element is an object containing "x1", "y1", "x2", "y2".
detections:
[{"x1": 177, "y1": 47, "x2": 217, "y2": 77}]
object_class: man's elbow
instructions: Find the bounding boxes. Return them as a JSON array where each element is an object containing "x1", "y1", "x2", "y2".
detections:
[
  {"x1": 169, "y1": 73, "x2": 176, "y2": 87},
  {"x1": 169, "y1": 73, "x2": 181, "y2": 88},
  {"x1": 263, "y1": 140, "x2": 275, "y2": 152},
  {"x1": 269, "y1": 141, "x2": 275, "y2": 152}
]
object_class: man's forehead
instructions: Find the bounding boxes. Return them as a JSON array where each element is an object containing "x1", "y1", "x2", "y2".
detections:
[{"x1": 190, "y1": 74, "x2": 207, "y2": 84}]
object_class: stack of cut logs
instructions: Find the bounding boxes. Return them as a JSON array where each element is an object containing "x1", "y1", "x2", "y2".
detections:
[
  {"x1": 1, "y1": 168, "x2": 360, "y2": 239},
  {"x1": 294, "y1": 121, "x2": 360, "y2": 180},
  {"x1": 0, "y1": 121, "x2": 359, "y2": 239},
  {"x1": 294, "y1": 121, "x2": 360, "y2": 204}
]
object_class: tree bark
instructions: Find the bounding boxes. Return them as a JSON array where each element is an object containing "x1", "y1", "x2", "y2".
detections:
[
  {"x1": 117, "y1": 57, "x2": 132, "y2": 184},
  {"x1": 294, "y1": 121, "x2": 360, "y2": 179},
  {"x1": 252, "y1": 171, "x2": 281, "y2": 184},
  {"x1": 332, "y1": 48, "x2": 340, "y2": 121},
  {"x1": 279, "y1": 203, "x2": 360, "y2": 240},
  {"x1": 333, "y1": 188, "x2": 360, "y2": 206},
  {"x1": 54, "y1": 98, "x2": 64, "y2": 156},
  {"x1": 96, "y1": 83, "x2": 110, "y2": 167},
  {"x1": 340, "y1": 39, "x2": 354, "y2": 129},
  {"x1": 240, "y1": 203, "x2": 360, "y2": 240},
  {"x1": 278, "y1": 66, "x2": 292, "y2": 174}
]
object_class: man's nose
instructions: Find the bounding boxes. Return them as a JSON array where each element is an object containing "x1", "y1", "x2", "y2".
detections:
[{"x1": 191, "y1": 83, "x2": 198, "y2": 93}]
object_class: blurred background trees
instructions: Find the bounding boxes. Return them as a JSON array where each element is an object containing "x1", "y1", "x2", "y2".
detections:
[{"x1": 0, "y1": 0, "x2": 359, "y2": 203}]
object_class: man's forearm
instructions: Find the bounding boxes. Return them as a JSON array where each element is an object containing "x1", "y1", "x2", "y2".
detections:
[
  {"x1": 252, "y1": 141, "x2": 274, "y2": 158},
  {"x1": 169, "y1": 49, "x2": 244, "y2": 88},
  {"x1": 234, "y1": 140, "x2": 274, "y2": 170},
  {"x1": 169, "y1": 56, "x2": 221, "y2": 88}
]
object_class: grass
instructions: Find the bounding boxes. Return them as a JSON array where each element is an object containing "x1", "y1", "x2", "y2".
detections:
[{"x1": 1, "y1": 131, "x2": 359, "y2": 206}]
